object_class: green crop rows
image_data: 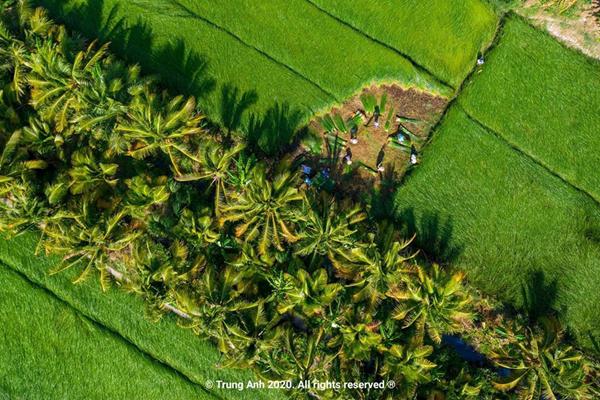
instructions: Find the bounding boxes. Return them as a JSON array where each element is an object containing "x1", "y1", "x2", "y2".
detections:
[
  {"x1": 34, "y1": 0, "x2": 500, "y2": 124},
  {"x1": 0, "y1": 233, "x2": 283, "y2": 400},
  {"x1": 459, "y1": 16, "x2": 600, "y2": 202},
  {"x1": 0, "y1": 264, "x2": 210, "y2": 400},
  {"x1": 395, "y1": 16, "x2": 600, "y2": 351},
  {"x1": 308, "y1": 0, "x2": 498, "y2": 88}
]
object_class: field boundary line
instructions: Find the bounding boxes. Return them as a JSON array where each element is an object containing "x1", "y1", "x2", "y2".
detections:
[
  {"x1": 460, "y1": 105, "x2": 600, "y2": 208},
  {"x1": 301, "y1": 0, "x2": 455, "y2": 90},
  {"x1": 401, "y1": 13, "x2": 506, "y2": 176},
  {"x1": 0, "y1": 257, "x2": 223, "y2": 400},
  {"x1": 130, "y1": 0, "x2": 340, "y2": 102}
]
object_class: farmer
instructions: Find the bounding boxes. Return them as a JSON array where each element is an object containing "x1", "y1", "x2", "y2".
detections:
[
  {"x1": 373, "y1": 105, "x2": 381, "y2": 128},
  {"x1": 397, "y1": 129, "x2": 407, "y2": 144},
  {"x1": 410, "y1": 146, "x2": 418, "y2": 165},
  {"x1": 344, "y1": 148, "x2": 353, "y2": 165},
  {"x1": 350, "y1": 124, "x2": 358, "y2": 144},
  {"x1": 477, "y1": 52, "x2": 485, "y2": 65},
  {"x1": 376, "y1": 148, "x2": 385, "y2": 172}
]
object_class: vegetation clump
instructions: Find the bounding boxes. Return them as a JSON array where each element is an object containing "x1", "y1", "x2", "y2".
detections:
[{"x1": 0, "y1": 2, "x2": 598, "y2": 399}]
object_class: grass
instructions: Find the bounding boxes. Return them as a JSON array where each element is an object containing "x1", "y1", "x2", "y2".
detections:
[
  {"x1": 0, "y1": 264, "x2": 210, "y2": 400},
  {"x1": 35, "y1": 0, "x2": 451, "y2": 126},
  {"x1": 394, "y1": 106, "x2": 600, "y2": 353},
  {"x1": 35, "y1": 0, "x2": 334, "y2": 123},
  {"x1": 459, "y1": 15, "x2": 600, "y2": 202},
  {"x1": 0, "y1": 232, "x2": 284, "y2": 400},
  {"x1": 308, "y1": 0, "x2": 499, "y2": 88},
  {"x1": 161, "y1": 0, "x2": 448, "y2": 98}
]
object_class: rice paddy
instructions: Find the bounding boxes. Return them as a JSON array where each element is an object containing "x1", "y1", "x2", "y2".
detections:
[
  {"x1": 0, "y1": 265, "x2": 210, "y2": 400},
  {"x1": 0, "y1": 232, "x2": 284, "y2": 400},
  {"x1": 394, "y1": 105, "x2": 600, "y2": 353},
  {"x1": 6, "y1": 1, "x2": 600, "y2": 397},
  {"x1": 459, "y1": 15, "x2": 600, "y2": 202},
  {"x1": 34, "y1": 0, "x2": 499, "y2": 124},
  {"x1": 308, "y1": 0, "x2": 499, "y2": 87}
]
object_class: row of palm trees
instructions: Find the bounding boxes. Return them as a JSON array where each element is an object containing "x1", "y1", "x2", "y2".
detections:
[{"x1": 1, "y1": 2, "x2": 598, "y2": 399}]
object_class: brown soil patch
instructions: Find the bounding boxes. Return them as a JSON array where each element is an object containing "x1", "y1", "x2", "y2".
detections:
[{"x1": 297, "y1": 84, "x2": 448, "y2": 197}]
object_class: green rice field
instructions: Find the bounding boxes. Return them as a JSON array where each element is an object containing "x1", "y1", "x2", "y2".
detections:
[
  {"x1": 459, "y1": 16, "x2": 600, "y2": 202},
  {"x1": 0, "y1": 265, "x2": 210, "y2": 400},
  {"x1": 34, "y1": 0, "x2": 500, "y2": 124},
  {"x1": 394, "y1": 106, "x2": 600, "y2": 352},
  {"x1": 308, "y1": 0, "x2": 499, "y2": 87},
  {"x1": 0, "y1": 233, "x2": 283, "y2": 400},
  {"x1": 394, "y1": 16, "x2": 600, "y2": 352},
  {"x1": 7, "y1": 0, "x2": 600, "y2": 395}
]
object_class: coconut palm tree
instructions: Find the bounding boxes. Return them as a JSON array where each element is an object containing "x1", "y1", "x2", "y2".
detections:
[
  {"x1": 67, "y1": 148, "x2": 119, "y2": 198},
  {"x1": 391, "y1": 264, "x2": 472, "y2": 344},
  {"x1": 172, "y1": 207, "x2": 220, "y2": 248},
  {"x1": 0, "y1": 39, "x2": 28, "y2": 101},
  {"x1": 219, "y1": 300, "x2": 281, "y2": 369},
  {"x1": 0, "y1": 180, "x2": 45, "y2": 234},
  {"x1": 347, "y1": 233, "x2": 419, "y2": 310},
  {"x1": 27, "y1": 39, "x2": 111, "y2": 132},
  {"x1": 491, "y1": 316, "x2": 593, "y2": 400},
  {"x1": 380, "y1": 343, "x2": 436, "y2": 398},
  {"x1": 260, "y1": 326, "x2": 336, "y2": 393},
  {"x1": 123, "y1": 174, "x2": 170, "y2": 220},
  {"x1": 294, "y1": 193, "x2": 366, "y2": 268},
  {"x1": 219, "y1": 162, "x2": 304, "y2": 255},
  {"x1": 175, "y1": 140, "x2": 244, "y2": 215},
  {"x1": 42, "y1": 207, "x2": 141, "y2": 291},
  {"x1": 225, "y1": 152, "x2": 256, "y2": 190},
  {"x1": 117, "y1": 87, "x2": 205, "y2": 176},
  {"x1": 171, "y1": 265, "x2": 259, "y2": 353},
  {"x1": 329, "y1": 306, "x2": 382, "y2": 361},
  {"x1": 275, "y1": 268, "x2": 343, "y2": 318}
]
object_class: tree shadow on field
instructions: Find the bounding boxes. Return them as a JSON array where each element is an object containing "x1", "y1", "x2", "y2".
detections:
[
  {"x1": 245, "y1": 102, "x2": 304, "y2": 158},
  {"x1": 219, "y1": 85, "x2": 258, "y2": 139},
  {"x1": 521, "y1": 269, "x2": 558, "y2": 322},
  {"x1": 35, "y1": 0, "x2": 216, "y2": 101},
  {"x1": 396, "y1": 208, "x2": 463, "y2": 264}
]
